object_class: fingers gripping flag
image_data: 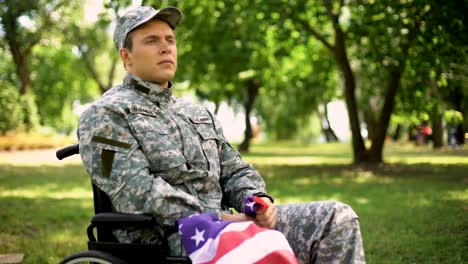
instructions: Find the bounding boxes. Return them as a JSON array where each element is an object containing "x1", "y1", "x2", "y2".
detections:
[
  {"x1": 177, "y1": 197, "x2": 298, "y2": 264},
  {"x1": 244, "y1": 195, "x2": 269, "y2": 217}
]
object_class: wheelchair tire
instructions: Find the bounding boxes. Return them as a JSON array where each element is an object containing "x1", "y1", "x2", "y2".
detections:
[{"x1": 59, "y1": 250, "x2": 127, "y2": 264}]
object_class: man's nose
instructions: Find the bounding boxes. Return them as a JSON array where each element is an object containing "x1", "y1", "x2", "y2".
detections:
[{"x1": 160, "y1": 41, "x2": 171, "y2": 54}]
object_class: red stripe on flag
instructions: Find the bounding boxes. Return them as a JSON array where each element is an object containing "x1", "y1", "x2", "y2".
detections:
[
  {"x1": 204, "y1": 222, "x2": 266, "y2": 264},
  {"x1": 255, "y1": 249, "x2": 299, "y2": 264}
]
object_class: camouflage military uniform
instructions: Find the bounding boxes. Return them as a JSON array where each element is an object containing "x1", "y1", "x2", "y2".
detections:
[
  {"x1": 78, "y1": 73, "x2": 266, "y2": 252},
  {"x1": 78, "y1": 73, "x2": 365, "y2": 263},
  {"x1": 276, "y1": 202, "x2": 365, "y2": 263}
]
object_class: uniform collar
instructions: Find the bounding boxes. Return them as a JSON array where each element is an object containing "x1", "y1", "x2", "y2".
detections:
[{"x1": 124, "y1": 73, "x2": 173, "y2": 108}]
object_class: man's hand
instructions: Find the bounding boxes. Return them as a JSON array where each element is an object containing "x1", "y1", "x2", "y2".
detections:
[
  {"x1": 219, "y1": 212, "x2": 255, "y2": 222},
  {"x1": 254, "y1": 197, "x2": 277, "y2": 229}
]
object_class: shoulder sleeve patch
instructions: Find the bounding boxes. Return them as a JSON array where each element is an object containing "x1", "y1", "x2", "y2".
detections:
[{"x1": 91, "y1": 135, "x2": 131, "y2": 149}]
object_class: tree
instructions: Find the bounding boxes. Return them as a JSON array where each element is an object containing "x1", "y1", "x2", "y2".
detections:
[
  {"x1": 392, "y1": 0, "x2": 468, "y2": 148},
  {"x1": 0, "y1": 0, "x2": 69, "y2": 95},
  {"x1": 270, "y1": 0, "x2": 458, "y2": 164}
]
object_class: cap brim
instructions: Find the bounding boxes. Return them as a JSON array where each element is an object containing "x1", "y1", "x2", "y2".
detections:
[{"x1": 154, "y1": 7, "x2": 182, "y2": 29}]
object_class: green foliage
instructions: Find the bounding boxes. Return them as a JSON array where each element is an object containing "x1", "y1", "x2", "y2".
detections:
[
  {"x1": 0, "y1": 82, "x2": 24, "y2": 134},
  {"x1": 257, "y1": 37, "x2": 338, "y2": 139},
  {"x1": 31, "y1": 45, "x2": 99, "y2": 132},
  {"x1": 444, "y1": 110, "x2": 464, "y2": 128},
  {"x1": 0, "y1": 49, "x2": 17, "y2": 86},
  {"x1": 390, "y1": 0, "x2": 468, "y2": 126}
]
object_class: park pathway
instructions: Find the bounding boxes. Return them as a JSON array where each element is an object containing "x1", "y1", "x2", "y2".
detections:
[{"x1": 0, "y1": 148, "x2": 81, "y2": 165}]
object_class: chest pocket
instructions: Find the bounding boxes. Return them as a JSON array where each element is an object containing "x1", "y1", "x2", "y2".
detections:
[
  {"x1": 128, "y1": 108, "x2": 185, "y2": 172},
  {"x1": 190, "y1": 116, "x2": 220, "y2": 175}
]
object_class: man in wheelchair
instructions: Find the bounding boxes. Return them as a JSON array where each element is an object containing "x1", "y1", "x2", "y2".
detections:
[{"x1": 77, "y1": 5, "x2": 365, "y2": 263}]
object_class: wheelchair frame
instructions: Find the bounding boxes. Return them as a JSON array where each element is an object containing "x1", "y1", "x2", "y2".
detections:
[{"x1": 56, "y1": 144, "x2": 191, "y2": 264}]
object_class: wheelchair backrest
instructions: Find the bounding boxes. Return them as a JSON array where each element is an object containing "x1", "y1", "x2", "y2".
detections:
[
  {"x1": 91, "y1": 182, "x2": 120, "y2": 242},
  {"x1": 92, "y1": 183, "x2": 113, "y2": 214}
]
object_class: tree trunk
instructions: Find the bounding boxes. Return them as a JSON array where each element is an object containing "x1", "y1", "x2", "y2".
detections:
[
  {"x1": 429, "y1": 73, "x2": 444, "y2": 149},
  {"x1": 369, "y1": 70, "x2": 404, "y2": 163},
  {"x1": 238, "y1": 80, "x2": 260, "y2": 153},
  {"x1": 333, "y1": 25, "x2": 368, "y2": 163},
  {"x1": 10, "y1": 46, "x2": 31, "y2": 95},
  {"x1": 431, "y1": 106, "x2": 444, "y2": 149},
  {"x1": 5, "y1": 24, "x2": 32, "y2": 95},
  {"x1": 392, "y1": 124, "x2": 403, "y2": 141},
  {"x1": 321, "y1": 102, "x2": 339, "y2": 142}
]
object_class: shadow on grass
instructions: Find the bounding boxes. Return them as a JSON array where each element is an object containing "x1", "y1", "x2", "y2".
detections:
[
  {"x1": 244, "y1": 152, "x2": 352, "y2": 158},
  {"x1": 253, "y1": 162, "x2": 468, "y2": 179},
  {"x1": 252, "y1": 162, "x2": 468, "y2": 263},
  {"x1": 1, "y1": 162, "x2": 467, "y2": 263},
  {"x1": 0, "y1": 195, "x2": 93, "y2": 263},
  {"x1": 0, "y1": 164, "x2": 89, "y2": 190}
]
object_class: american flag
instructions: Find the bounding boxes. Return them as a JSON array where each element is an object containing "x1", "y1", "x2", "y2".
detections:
[{"x1": 177, "y1": 196, "x2": 298, "y2": 264}]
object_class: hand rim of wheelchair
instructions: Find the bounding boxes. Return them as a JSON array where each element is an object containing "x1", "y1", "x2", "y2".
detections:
[{"x1": 58, "y1": 250, "x2": 127, "y2": 264}]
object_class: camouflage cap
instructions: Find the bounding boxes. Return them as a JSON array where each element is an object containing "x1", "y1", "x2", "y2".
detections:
[{"x1": 113, "y1": 6, "x2": 182, "y2": 50}]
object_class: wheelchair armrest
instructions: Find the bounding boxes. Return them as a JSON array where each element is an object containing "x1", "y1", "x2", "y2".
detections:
[
  {"x1": 87, "y1": 212, "x2": 169, "y2": 243},
  {"x1": 91, "y1": 212, "x2": 154, "y2": 227}
]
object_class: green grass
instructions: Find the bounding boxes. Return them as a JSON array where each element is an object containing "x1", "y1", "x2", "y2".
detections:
[
  {"x1": 0, "y1": 165, "x2": 93, "y2": 263},
  {"x1": 0, "y1": 142, "x2": 467, "y2": 263}
]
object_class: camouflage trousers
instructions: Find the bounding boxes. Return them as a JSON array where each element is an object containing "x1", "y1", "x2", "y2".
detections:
[{"x1": 276, "y1": 201, "x2": 366, "y2": 264}]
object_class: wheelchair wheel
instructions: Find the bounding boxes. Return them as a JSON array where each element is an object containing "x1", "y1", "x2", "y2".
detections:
[{"x1": 59, "y1": 250, "x2": 127, "y2": 264}]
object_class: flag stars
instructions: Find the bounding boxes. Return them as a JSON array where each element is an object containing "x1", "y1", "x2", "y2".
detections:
[
  {"x1": 191, "y1": 228, "x2": 206, "y2": 247},
  {"x1": 246, "y1": 201, "x2": 255, "y2": 211}
]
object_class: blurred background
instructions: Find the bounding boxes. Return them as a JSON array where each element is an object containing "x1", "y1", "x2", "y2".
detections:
[{"x1": 0, "y1": 0, "x2": 466, "y2": 162}]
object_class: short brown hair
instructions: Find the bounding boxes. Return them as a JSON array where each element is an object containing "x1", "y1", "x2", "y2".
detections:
[{"x1": 123, "y1": 30, "x2": 134, "y2": 51}]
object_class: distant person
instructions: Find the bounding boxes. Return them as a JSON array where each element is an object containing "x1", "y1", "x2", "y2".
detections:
[
  {"x1": 449, "y1": 127, "x2": 457, "y2": 147},
  {"x1": 422, "y1": 123, "x2": 432, "y2": 144},
  {"x1": 77, "y1": 5, "x2": 365, "y2": 263},
  {"x1": 417, "y1": 122, "x2": 432, "y2": 145}
]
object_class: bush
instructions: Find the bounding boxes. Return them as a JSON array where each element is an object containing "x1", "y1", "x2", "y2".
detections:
[
  {"x1": 0, "y1": 131, "x2": 75, "y2": 151},
  {"x1": 0, "y1": 83, "x2": 24, "y2": 135}
]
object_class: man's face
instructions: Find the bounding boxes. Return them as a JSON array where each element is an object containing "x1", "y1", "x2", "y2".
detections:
[{"x1": 121, "y1": 19, "x2": 177, "y2": 87}]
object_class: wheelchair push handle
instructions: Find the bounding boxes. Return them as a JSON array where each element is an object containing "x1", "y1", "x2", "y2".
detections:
[{"x1": 56, "y1": 144, "x2": 80, "y2": 160}]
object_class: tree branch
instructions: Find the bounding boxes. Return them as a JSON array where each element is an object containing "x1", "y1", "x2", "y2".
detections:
[
  {"x1": 295, "y1": 18, "x2": 334, "y2": 52},
  {"x1": 106, "y1": 53, "x2": 119, "y2": 91},
  {"x1": 78, "y1": 44, "x2": 106, "y2": 93}
]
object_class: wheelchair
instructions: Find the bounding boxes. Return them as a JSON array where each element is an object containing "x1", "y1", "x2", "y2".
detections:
[{"x1": 56, "y1": 144, "x2": 191, "y2": 264}]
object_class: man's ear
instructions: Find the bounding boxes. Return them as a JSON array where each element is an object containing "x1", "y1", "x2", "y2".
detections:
[{"x1": 119, "y1": 48, "x2": 132, "y2": 66}]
